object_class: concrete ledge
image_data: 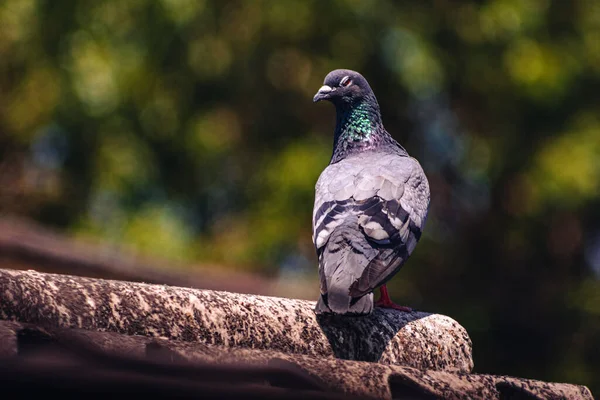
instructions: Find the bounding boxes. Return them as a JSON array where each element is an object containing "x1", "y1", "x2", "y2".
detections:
[
  {"x1": 0, "y1": 321, "x2": 592, "y2": 400},
  {"x1": 0, "y1": 269, "x2": 472, "y2": 372}
]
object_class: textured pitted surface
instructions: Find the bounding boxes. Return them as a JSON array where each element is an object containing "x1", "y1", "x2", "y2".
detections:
[
  {"x1": 0, "y1": 321, "x2": 593, "y2": 400},
  {"x1": 0, "y1": 269, "x2": 472, "y2": 372}
]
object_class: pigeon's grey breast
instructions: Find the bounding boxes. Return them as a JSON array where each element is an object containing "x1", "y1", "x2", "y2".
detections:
[{"x1": 312, "y1": 151, "x2": 430, "y2": 297}]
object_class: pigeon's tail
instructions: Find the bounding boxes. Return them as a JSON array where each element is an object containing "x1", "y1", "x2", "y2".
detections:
[
  {"x1": 315, "y1": 292, "x2": 373, "y2": 316},
  {"x1": 315, "y1": 221, "x2": 376, "y2": 316}
]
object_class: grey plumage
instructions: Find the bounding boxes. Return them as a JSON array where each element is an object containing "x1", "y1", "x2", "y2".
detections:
[{"x1": 312, "y1": 69, "x2": 430, "y2": 316}]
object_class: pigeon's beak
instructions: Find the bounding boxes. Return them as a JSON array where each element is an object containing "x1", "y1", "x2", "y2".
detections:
[{"x1": 313, "y1": 85, "x2": 333, "y2": 103}]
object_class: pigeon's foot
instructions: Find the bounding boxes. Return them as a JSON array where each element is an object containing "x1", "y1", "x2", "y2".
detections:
[
  {"x1": 375, "y1": 300, "x2": 412, "y2": 312},
  {"x1": 375, "y1": 284, "x2": 412, "y2": 312}
]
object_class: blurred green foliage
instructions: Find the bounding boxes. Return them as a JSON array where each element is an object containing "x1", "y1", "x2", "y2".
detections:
[{"x1": 1, "y1": 0, "x2": 600, "y2": 393}]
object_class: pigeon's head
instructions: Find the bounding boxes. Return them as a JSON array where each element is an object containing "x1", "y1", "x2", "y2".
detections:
[{"x1": 313, "y1": 69, "x2": 375, "y2": 106}]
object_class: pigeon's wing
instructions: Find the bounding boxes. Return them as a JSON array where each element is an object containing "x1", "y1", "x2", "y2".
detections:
[
  {"x1": 312, "y1": 160, "x2": 358, "y2": 251},
  {"x1": 349, "y1": 155, "x2": 430, "y2": 297},
  {"x1": 312, "y1": 154, "x2": 430, "y2": 298}
]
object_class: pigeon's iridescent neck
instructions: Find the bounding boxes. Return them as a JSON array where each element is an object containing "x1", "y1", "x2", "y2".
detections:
[
  {"x1": 337, "y1": 102, "x2": 379, "y2": 141},
  {"x1": 331, "y1": 98, "x2": 390, "y2": 163}
]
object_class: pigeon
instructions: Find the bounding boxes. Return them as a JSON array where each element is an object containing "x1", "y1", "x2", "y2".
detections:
[{"x1": 312, "y1": 69, "x2": 430, "y2": 316}]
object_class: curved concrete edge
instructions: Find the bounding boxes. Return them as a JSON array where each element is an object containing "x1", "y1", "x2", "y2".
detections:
[
  {"x1": 0, "y1": 321, "x2": 592, "y2": 400},
  {"x1": 0, "y1": 269, "x2": 472, "y2": 372}
]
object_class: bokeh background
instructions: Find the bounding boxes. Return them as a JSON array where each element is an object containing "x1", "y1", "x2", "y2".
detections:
[{"x1": 1, "y1": 0, "x2": 599, "y2": 393}]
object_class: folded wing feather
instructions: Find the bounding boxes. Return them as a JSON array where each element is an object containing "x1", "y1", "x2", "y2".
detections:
[{"x1": 313, "y1": 153, "x2": 429, "y2": 299}]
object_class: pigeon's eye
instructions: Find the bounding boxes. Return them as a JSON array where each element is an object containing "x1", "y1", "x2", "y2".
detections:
[{"x1": 340, "y1": 77, "x2": 352, "y2": 87}]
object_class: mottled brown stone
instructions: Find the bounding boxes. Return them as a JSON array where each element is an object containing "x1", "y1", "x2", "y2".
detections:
[
  {"x1": 0, "y1": 320, "x2": 20, "y2": 357},
  {"x1": 0, "y1": 268, "x2": 472, "y2": 372},
  {"x1": 0, "y1": 321, "x2": 593, "y2": 400}
]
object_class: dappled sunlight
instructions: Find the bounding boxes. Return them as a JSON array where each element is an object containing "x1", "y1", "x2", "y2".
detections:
[
  {"x1": 529, "y1": 114, "x2": 600, "y2": 210},
  {"x1": 0, "y1": 0, "x2": 599, "y2": 393}
]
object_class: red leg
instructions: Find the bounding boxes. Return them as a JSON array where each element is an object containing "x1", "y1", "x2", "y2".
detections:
[{"x1": 375, "y1": 285, "x2": 412, "y2": 312}]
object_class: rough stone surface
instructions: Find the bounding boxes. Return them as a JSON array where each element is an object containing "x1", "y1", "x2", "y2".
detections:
[
  {"x1": 0, "y1": 321, "x2": 592, "y2": 400},
  {"x1": 0, "y1": 269, "x2": 472, "y2": 372}
]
